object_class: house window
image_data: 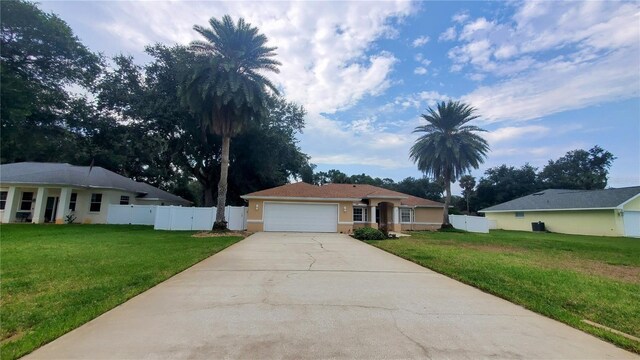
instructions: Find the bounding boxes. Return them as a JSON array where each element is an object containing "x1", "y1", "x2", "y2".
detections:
[
  {"x1": 515, "y1": 211, "x2": 525, "y2": 218},
  {"x1": 69, "y1": 193, "x2": 77, "y2": 211},
  {"x1": 120, "y1": 196, "x2": 130, "y2": 205},
  {"x1": 353, "y1": 207, "x2": 368, "y2": 222},
  {"x1": 0, "y1": 191, "x2": 7, "y2": 210},
  {"x1": 400, "y1": 208, "x2": 413, "y2": 223},
  {"x1": 20, "y1": 192, "x2": 34, "y2": 211},
  {"x1": 90, "y1": 193, "x2": 102, "y2": 212}
]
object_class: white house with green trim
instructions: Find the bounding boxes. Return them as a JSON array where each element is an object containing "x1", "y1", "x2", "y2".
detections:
[{"x1": 0, "y1": 162, "x2": 190, "y2": 224}]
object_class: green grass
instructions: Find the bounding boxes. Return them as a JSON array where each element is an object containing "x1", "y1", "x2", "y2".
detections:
[
  {"x1": 367, "y1": 230, "x2": 640, "y2": 353},
  {"x1": 0, "y1": 224, "x2": 242, "y2": 360}
]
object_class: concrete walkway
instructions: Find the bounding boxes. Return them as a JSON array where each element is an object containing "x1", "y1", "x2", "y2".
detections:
[{"x1": 27, "y1": 233, "x2": 637, "y2": 359}]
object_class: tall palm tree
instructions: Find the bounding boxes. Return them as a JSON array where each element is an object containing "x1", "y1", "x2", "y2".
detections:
[
  {"x1": 410, "y1": 100, "x2": 489, "y2": 228},
  {"x1": 181, "y1": 15, "x2": 280, "y2": 229}
]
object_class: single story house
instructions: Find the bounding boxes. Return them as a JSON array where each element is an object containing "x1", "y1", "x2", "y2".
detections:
[
  {"x1": 0, "y1": 162, "x2": 190, "y2": 224},
  {"x1": 240, "y1": 182, "x2": 445, "y2": 233},
  {"x1": 479, "y1": 187, "x2": 640, "y2": 237}
]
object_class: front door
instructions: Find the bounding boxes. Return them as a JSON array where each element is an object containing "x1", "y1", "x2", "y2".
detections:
[{"x1": 44, "y1": 197, "x2": 59, "y2": 223}]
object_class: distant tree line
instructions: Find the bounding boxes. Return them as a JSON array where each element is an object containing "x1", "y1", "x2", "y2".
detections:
[
  {"x1": 299, "y1": 166, "x2": 445, "y2": 201},
  {"x1": 456, "y1": 145, "x2": 615, "y2": 214}
]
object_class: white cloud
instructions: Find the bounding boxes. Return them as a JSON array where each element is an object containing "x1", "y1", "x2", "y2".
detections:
[
  {"x1": 439, "y1": 26, "x2": 457, "y2": 41},
  {"x1": 448, "y1": 1, "x2": 640, "y2": 123},
  {"x1": 464, "y1": 47, "x2": 639, "y2": 123},
  {"x1": 452, "y1": 11, "x2": 469, "y2": 23},
  {"x1": 412, "y1": 35, "x2": 430, "y2": 47},
  {"x1": 484, "y1": 125, "x2": 550, "y2": 144},
  {"x1": 387, "y1": 90, "x2": 449, "y2": 110},
  {"x1": 459, "y1": 18, "x2": 495, "y2": 40},
  {"x1": 414, "y1": 67, "x2": 428, "y2": 75},
  {"x1": 468, "y1": 73, "x2": 485, "y2": 82},
  {"x1": 310, "y1": 154, "x2": 411, "y2": 169}
]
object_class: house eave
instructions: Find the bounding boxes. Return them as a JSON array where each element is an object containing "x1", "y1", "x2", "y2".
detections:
[
  {"x1": 480, "y1": 207, "x2": 616, "y2": 213},
  {"x1": 241, "y1": 195, "x2": 362, "y2": 202}
]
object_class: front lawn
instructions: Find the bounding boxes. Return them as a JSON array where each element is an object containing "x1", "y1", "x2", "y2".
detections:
[
  {"x1": 0, "y1": 224, "x2": 243, "y2": 360},
  {"x1": 367, "y1": 230, "x2": 640, "y2": 353}
]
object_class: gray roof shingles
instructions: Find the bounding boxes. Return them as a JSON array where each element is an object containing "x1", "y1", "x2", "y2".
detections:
[
  {"x1": 0, "y1": 162, "x2": 190, "y2": 205},
  {"x1": 480, "y1": 187, "x2": 640, "y2": 212}
]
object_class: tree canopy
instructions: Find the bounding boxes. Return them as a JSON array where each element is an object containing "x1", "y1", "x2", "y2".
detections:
[
  {"x1": 1, "y1": 0, "x2": 102, "y2": 164},
  {"x1": 539, "y1": 146, "x2": 615, "y2": 190}
]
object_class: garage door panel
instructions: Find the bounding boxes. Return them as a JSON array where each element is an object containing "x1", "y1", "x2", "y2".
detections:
[
  {"x1": 624, "y1": 211, "x2": 640, "y2": 237},
  {"x1": 264, "y1": 203, "x2": 337, "y2": 232}
]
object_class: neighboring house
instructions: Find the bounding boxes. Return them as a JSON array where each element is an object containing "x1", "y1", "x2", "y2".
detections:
[
  {"x1": 241, "y1": 182, "x2": 444, "y2": 233},
  {"x1": 479, "y1": 187, "x2": 640, "y2": 237},
  {"x1": 0, "y1": 162, "x2": 190, "y2": 224}
]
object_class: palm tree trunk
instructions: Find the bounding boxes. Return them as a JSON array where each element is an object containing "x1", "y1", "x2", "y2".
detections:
[
  {"x1": 442, "y1": 176, "x2": 451, "y2": 228},
  {"x1": 214, "y1": 135, "x2": 231, "y2": 229}
]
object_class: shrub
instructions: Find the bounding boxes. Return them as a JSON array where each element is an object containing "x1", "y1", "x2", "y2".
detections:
[{"x1": 352, "y1": 227, "x2": 386, "y2": 240}]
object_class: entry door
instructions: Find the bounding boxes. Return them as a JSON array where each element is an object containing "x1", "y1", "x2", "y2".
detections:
[
  {"x1": 263, "y1": 203, "x2": 338, "y2": 232},
  {"x1": 44, "y1": 197, "x2": 59, "y2": 223}
]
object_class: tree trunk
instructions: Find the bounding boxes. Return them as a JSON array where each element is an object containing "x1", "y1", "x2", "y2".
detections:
[
  {"x1": 466, "y1": 194, "x2": 470, "y2": 214},
  {"x1": 442, "y1": 175, "x2": 451, "y2": 228},
  {"x1": 203, "y1": 187, "x2": 214, "y2": 207},
  {"x1": 214, "y1": 136, "x2": 231, "y2": 229}
]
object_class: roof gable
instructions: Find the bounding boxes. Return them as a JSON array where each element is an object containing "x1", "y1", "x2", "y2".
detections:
[
  {"x1": 241, "y1": 182, "x2": 444, "y2": 207},
  {"x1": 480, "y1": 187, "x2": 640, "y2": 212},
  {"x1": 0, "y1": 162, "x2": 190, "y2": 205}
]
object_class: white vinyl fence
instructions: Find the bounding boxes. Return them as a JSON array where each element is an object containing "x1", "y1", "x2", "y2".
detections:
[
  {"x1": 107, "y1": 204, "x2": 247, "y2": 231},
  {"x1": 153, "y1": 206, "x2": 247, "y2": 231},
  {"x1": 107, "y1": 205, "x2": 157, "y2": 225},
  {"x1": 450, "y1": 214, "x2": 490, "y2": 233}
]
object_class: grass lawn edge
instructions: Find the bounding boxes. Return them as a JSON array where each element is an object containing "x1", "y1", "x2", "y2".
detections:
[
  {"x1": 2, "y1": 229, "x2": 245, "y2": 360},
  {"x1": 363, "y1": 238, "x2": 640, "y2": 354}
]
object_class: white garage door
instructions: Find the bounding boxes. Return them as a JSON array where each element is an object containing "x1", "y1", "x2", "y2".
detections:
[
  {"x1": 264, "y1": 203, "x2": 338, "y2": 232},
  {"x1": 624, "y1": 211, "x2": 640, "y2": 237}
]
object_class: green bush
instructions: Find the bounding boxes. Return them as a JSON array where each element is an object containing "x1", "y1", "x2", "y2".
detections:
[{"x1": 352, "y1": 227, "x2": 386, "y2": 240}]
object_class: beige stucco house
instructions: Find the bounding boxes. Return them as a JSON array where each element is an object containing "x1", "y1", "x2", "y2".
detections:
[
  {"x1": 479, "y1": 187, "x2": 640, "y2": 237},
  {"x1": 241, "y1": 182, "x2": 444, "y2": 233},
  {"x1": 0, "y1": 162, "x2": 190, "y2": 224}
]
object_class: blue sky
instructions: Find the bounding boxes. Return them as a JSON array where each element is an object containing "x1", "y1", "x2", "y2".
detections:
[{"x1": 41, "y1": 1, "x2": 640, "y2": 193}]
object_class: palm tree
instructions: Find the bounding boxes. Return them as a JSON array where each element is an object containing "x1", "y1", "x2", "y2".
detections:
[
  {"x1": 410, "y1": 100, "x2": 489, "y2": 228},
  {"x1": 181, "y1": 15, "x2": 280, "y2": 229}
]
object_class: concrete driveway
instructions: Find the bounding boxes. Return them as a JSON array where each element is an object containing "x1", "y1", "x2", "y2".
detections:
[{"x1": 28, "y1": 232, "x2": 636, "y2": 359}]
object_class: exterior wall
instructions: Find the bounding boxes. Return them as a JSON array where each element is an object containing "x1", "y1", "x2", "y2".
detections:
[
  {"x1": 245, "y1": 198, "x2": 444, "y2": 234},
  {"x1": 400, "y1": 207, "x2": 442, "y2": 231},
  {"x1": 245, "y1": 198, "x2": 355, "y2": 233},
  {"x1": 486, "y1": 210, "x2": 623, "y2": 236},
  {"x1": 401, "y1": 223, "x2": 440, "y2": 231},
  {"x1": 0, "y1": 185, "x2": 141, "y2": 224},
  {"x1": 623, "y1": 195, "x2": 640, "y2": 211}
]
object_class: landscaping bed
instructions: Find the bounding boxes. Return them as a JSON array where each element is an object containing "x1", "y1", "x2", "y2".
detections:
[
  {"x1": 0, "y1": 224, "x2": 243, "y2": 360},
  {"x1": 367, "y1": 230, "x2": 640, "y2": 353}
]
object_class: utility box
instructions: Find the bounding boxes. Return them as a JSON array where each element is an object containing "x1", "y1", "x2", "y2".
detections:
[{"x1": 532, "y1": 221, "x2": 546, "y2": 232}]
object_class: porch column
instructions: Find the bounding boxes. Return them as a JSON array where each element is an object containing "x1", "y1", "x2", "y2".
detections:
[
  {"x1": 2, "y1": 186, "x2": 19, "y2": 223},
  {"x1": 393, "y1": 206, "x2": 400, "y2": 229},
  {"x1": 31, "y1": 187, "x2": 47, "y2": 224},
  {"x1": 369, "y1": 205, "x2": 377, "y2": 228},
  {"x1": 55, "y1": 187, "x2": 73, "y2": 224}
]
